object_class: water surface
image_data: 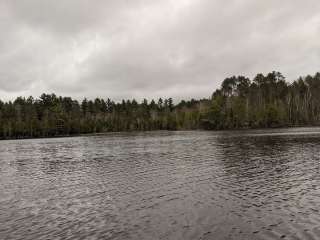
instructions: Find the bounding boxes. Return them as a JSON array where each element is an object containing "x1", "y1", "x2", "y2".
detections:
[{"x1": 1, "y1": 128, "x2": 320, "y2": 239}]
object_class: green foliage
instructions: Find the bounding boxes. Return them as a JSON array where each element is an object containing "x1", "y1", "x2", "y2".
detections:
[
  {"x1": 203, "y1": 71, "x2": 320, "y2": 129},
  {"x1": 0, "y1": 94, "x2": 206, "y2": 139},
  {"x1": 1, "y1": 71, "x2": 320, "y2": 139}
]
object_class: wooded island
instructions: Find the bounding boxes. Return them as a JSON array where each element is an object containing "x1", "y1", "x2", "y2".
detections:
[{"x1": 1, "y1": 71, "x2": 320, "y2": 139}]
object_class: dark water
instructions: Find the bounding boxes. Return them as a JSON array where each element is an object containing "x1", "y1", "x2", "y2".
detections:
[{"x1": 1, "y1": 128, "x2": 320, "y2": 240}]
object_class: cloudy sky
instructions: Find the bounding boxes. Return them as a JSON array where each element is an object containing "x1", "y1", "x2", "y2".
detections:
[{"x1": 1, "y1": 0, "x2": 320, "y2": 101}]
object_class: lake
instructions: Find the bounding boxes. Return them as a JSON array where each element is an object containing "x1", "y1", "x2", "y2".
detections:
[{"x1": 1, "y1": 128, "x2": 320, "y2": 240}]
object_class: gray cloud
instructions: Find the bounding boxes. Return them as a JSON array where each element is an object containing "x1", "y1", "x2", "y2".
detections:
[{"x1": 1, "y1": 0, "x2": 320, "y2": 101}]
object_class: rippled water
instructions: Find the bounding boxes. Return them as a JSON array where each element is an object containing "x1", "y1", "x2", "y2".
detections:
[{"x1": 1, "y1": 128, "x2": 320, "y2": 240}]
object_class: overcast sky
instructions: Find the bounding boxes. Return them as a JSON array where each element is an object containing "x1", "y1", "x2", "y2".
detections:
[{"x1": 1, "y1": 0, "x2": 320, "y2": 101}]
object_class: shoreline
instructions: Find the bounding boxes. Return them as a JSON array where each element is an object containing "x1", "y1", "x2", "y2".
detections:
[{"x1": 1, "y1": 125, "x2": 320, "y2": 141}]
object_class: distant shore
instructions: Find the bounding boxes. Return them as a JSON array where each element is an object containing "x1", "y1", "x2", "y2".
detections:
[
  {"x1": 1, "y1": 125, "x2": 320, "y2": 141},
  {"x1": 1, "y1": 71, "x2": 320, "y2": 140}
]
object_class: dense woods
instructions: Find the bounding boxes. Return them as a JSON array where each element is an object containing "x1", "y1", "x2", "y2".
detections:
[{"x1": 1, "y1": 71, "x2": 320, "y2": 139}]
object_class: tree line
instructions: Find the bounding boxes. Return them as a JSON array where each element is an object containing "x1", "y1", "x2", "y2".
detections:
[
  {"x1": 0, "y1": 71, "x2": 320, "y2": 139},
  {"x1": 204, "y1": 71, "x2": 320, "y2": 129}
]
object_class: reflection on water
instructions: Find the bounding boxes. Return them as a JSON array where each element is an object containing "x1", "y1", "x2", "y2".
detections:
[{"x1": 1, "y1": 128, "x2": 320, "y2": 239}]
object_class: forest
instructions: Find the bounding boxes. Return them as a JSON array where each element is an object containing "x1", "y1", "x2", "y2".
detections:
[{"x1": 1, "y1": 71, "x2": 320, "y2": 139}]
